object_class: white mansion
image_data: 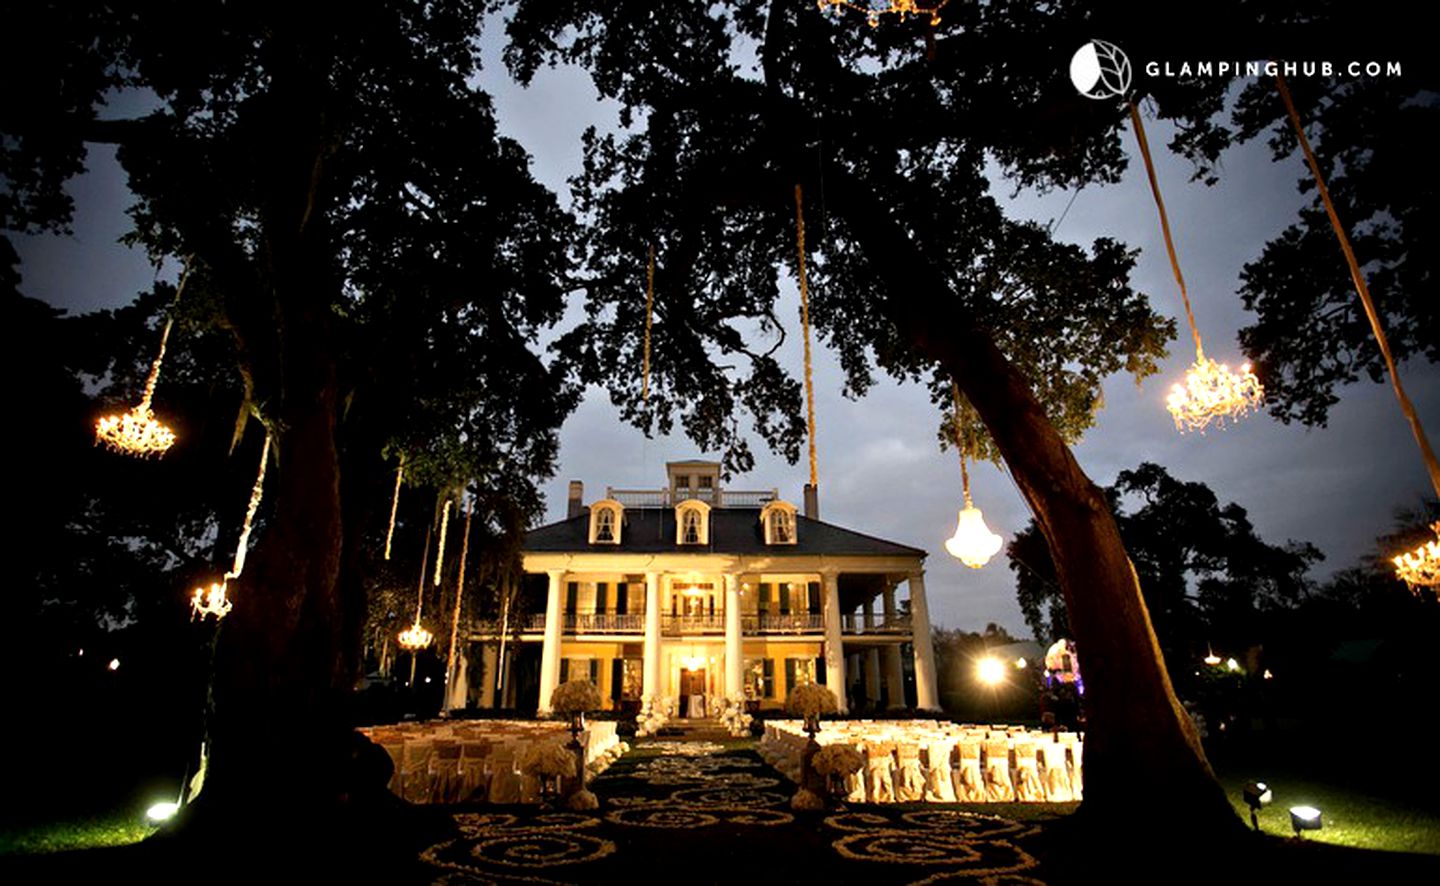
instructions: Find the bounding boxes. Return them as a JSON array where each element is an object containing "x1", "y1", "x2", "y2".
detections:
[{"x1": 464, "y1": 460, "x2": 940, "y2": 717}]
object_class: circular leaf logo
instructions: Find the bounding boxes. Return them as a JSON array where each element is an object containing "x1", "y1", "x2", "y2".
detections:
[{"x1": 1070, "y1": 39, "x2": 1132, "y2": 100}]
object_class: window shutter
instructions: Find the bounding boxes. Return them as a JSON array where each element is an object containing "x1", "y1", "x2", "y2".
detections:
[
  {"x1": 566, "y1": 582, "x2": 579, "y2": 613},
  {"x1": 808, "y1": 582, "x2": 821, "y2": 614},
  {"x1": 560, "y1": 659, "x2": 570, "y2": 683},
  {"x1": 815, "y1": 656, "x2": 827, "y2": 685},
  {"x1": 758, "y1": 584, "x2": 771, "y2": 615},
  {"x1": 784, "y1": 659, "x2": 796, "y2": 696},
  {"x1": 589, "y1": 659, "x2": 599, "y2": 684},
  {"x1": 763, "y1": 659, "x2": 775, "y2": 698},
  {"x1": 780, "y1": 586, "x2": 791, "y2": 615},
  {"x1": 611, "y1": 658, "x2": 624, "y2": 701},
  {"x1": 596, "y1": 582, "x2": 608, "y2": 613},
  {"x1": 616, "y1": 583, "x2": 628, "y2": 615}
]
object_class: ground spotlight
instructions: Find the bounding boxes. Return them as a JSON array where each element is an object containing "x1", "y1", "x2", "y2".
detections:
[
  {"x1": 1242, "y1": 781, "x2": 1272, "y2": 831},
  {"x1": 1289, "y1": 805, "x2": 1322, "y2": 837},
  {"x1": 108, "y1": 658, "x2": 121, "y2": 671},
  {"x1": 976, "y1": 656, "x2": 1005, "y2": 686},
  {"x1": 146, "y1": 801, "x2": 180, "y2": 822}
]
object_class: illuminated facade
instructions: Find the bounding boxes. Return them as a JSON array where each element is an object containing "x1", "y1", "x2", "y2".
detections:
[{"x1": 463, "y1": 460, "x2": 938, "y2": 718}]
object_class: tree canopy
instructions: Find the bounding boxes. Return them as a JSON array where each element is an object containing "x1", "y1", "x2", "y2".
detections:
[
  {"x1": 3, "y1": 0, "x2": 584, "y2": 826},
  {"x1": 1010, "y1": 461, "x2": 1323, "y2": 672}
]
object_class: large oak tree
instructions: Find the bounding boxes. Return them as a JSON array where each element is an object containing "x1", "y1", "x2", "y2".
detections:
[
  {"x1": 3, "y1": 2, "x2": 580, "y2": 844},
  {"x1": 494, "y1": 0, "x2": 1431, "y2": 840}
]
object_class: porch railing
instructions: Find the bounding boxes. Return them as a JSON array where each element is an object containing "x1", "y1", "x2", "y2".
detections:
[{"x1": 745, "y1": 613, "x2": 824, "y2": 634}]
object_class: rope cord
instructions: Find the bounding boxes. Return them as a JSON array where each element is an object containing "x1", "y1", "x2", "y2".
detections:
[
  {"x1": 795, "y1": 184, "x2": 820, "y2": 488},
  {"x1": 384, "y1": 453, "x2": 404, "y2": 561},
  {"x1": 415, "y1": 523, "x2": 432, "y2": 625},
  {"x1": 1129, "y1": 102, "x2": 1205, "y2": 360},
  {"x1": 434, "y1": 498, "x2": 451, "y2": 587},
  {"x1": 643, "y1": 245, "x2": 655, "y2": 403},
  {"x1": 1276, "y1": 74, "x2": 1440, "y2": 499},
  {"x1": 139, "y1": 255, "x2": 195, "y2": 410},
  {"x1": 446, "y1": 498, "x2": 473, "y2": 694},
  {"x1": 225, "y1": 431, "x2": 271, "y2": 581},
  {"x1": 951, "y1": 382, "x2": 972, "y2": 506}
]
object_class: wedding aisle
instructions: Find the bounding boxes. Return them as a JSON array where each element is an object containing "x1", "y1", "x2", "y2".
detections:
[{"x1": 418, "y1": 740, "x2": 1055, "y2": 885}]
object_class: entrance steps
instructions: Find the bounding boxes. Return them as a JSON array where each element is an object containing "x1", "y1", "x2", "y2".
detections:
[{"x1": 651, "y1": 718, "x2": 734, "y2": 742}]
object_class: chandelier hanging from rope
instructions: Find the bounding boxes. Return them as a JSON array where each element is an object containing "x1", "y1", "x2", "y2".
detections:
[
  {"x1": 399, "y1": 521, "x2": 436, "y2": 651},
  {"x1": 96, "y1": 257, "x2": 194, "y2": 456},
  {"x1": 1129, "y1": 103, "x2": 1264, "y2": 432},
  {"x1": 191, "y1": 430, "x2": 272, "y2": 620},
  {"x1": 1393, "y1": 524, "x2": 1440, "y2": 591},
  {"x1": 817, "y1": 0, "x2": 950, "y2": 27},
  {"x1": 1271, "y1": 76, "x2": 1440, "y2": 594},
  {"x1": 943, "y1": 383, "x2": 1003, "y2": 568}
]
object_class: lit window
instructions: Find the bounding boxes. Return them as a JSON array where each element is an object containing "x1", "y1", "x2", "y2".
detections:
[
  {"x1": 588, "y1": 500, "x2": 624, "y2": 545},
  {"x1": 760, "y1": 501, "x2": 798, "y2": 545},
  {"x1": 675, "y1": 500, "x2": 711, "y2": 545}
]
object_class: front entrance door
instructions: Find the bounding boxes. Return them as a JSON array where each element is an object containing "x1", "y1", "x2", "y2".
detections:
[{"x1": 679, "y1": 668, "x2": 707, "y2": 716}]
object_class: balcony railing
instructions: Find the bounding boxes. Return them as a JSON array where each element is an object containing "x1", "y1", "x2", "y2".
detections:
[
  {"x1": 498, "y1": 611, "x2": 905, "y2": 637},
  {"x1": 565, "y1": 613, "x2": 644, "y2": 634},
  {"x1": 605, "y1": 487, "x2": 779, "y2": 509},
  {"x1": 746, "y1": 613, "x2": 824, "y2": 634},
  {"x1": 841, "y1": 614, "x2": 913, "y2": 635},
  {"x1": 662, "y1": 614, "x2": 727, "y2": 635}
]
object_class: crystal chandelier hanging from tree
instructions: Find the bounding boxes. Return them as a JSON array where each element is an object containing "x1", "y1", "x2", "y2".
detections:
[
  {"x1": 1129, "y1": 103, "x2": 1264, "y2": 432},
  {"x1": 95, "y1": 257, "x2": 194, "y2": 456}
]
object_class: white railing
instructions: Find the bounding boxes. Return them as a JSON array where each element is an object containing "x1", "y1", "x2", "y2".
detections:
[
  {"x1": 841, "y1": 614, "x2": 913, "y2": 635},
  {"x1": 605, "y1": 487, "x2": 779, "y2": 508}
]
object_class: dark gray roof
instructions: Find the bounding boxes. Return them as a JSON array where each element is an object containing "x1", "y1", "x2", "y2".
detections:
[{"x1": 524, "y1": 508, "x2": 926, "y2": 558}]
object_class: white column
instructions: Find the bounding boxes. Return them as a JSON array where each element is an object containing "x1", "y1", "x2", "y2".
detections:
[
  {"x1": 538, "y1": 570, "x2": 565, "y2": 714},
  {"x1": 821, "y1": 570, "x2": 847, "y2": 713},
  {"x1": 643, "y1": 572, "x2": 661, "y2": 700},
  {"x1": 480, "y1": 642, "x2": 498, "y2": 709},
  {"x1": 882, "y1": 581, "x2": 905, "y2": 708},
  {"x1": 909, "y1": 571, "x2": 939, "y2": 711},
  {"x1": 865, "y1": 649, "x2": 881, "y2": 706},
  {"x1": 863, "y1": 600, "x2": 876, "y2": 631},
  {"x1": 725, "y1": 573, "x2": 743, "y2": 700}
]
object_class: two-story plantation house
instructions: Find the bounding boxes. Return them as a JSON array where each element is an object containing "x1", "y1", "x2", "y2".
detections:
[{"x1": 465, "y1": 460, "x2": 940, "y2": 717}]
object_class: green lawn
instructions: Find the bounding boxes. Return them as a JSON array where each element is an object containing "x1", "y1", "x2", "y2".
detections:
[
  {"x1": 0, "y1": 810, "x2": 152, "y2": 856},
  {"x1": 1217, "y1": 768, "x2": 1440, "y2": 855}
]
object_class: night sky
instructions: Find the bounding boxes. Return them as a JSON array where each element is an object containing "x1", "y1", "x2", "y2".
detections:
[{"x1": 13, "y1": 23, "x2": 1437, "y2": 637}]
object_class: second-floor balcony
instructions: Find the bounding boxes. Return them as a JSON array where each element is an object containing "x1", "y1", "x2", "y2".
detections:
[
  {"x1": 840, "y1": 613, "x2": 913, "y2": 635},
  {"x1": 492, "y1": 610, "x2": 912, "y2": 637}
]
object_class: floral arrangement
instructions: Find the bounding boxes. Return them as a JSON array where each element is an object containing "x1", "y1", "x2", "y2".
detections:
[
  {"x1": 811, "y1": 744, "x2": 864, "y2": 778},
  {"x1": 719, "y1": 697, "x2": 753, "y2": 737},
  {"x1": 785, "y1": 683, "x2": 838, "y2": 720},
  {"x1": 636, "y1": 694, "x2": 673, "y2": 736},
  {"x1": 520, "y1": 741, "x2": 576, "y2": 780},
  {"x1": 550, "y1": 679, "x2": 602, "y2": 717}
]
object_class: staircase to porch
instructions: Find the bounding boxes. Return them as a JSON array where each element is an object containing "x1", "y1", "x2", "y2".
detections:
[{"x1": 649, "y1": 717, "x2": 735, "y2": 742}]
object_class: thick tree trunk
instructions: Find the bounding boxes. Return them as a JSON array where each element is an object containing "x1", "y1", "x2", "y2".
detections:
[{"x1": 830, "y1": 169, "x2": 1241, "y2": 837}]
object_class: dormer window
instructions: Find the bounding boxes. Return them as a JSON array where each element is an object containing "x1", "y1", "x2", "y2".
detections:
[
  {"x1": 588, "y1": 500, "x2": 625, "y2": 545},
  {"x1": 760, "y1": 501, "x2": 799, "y2": 545},
  {"x1": 675, "y1": 499, "x2": 711, "y2": 545}
]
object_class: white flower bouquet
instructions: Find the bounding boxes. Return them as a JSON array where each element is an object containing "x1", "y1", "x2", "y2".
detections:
[
  {"x1": 784, "y1": 683, "x2": 838, "y2": 720},
  {"x1": 811, "y1": 744, "x2": 864, "y2": 778},
  {"x1": 550, "y1": 679, "x2": 602, "y2": 716},
  {"x1": 520, "y1": 741, "x2": 576, "y2": 780}
]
